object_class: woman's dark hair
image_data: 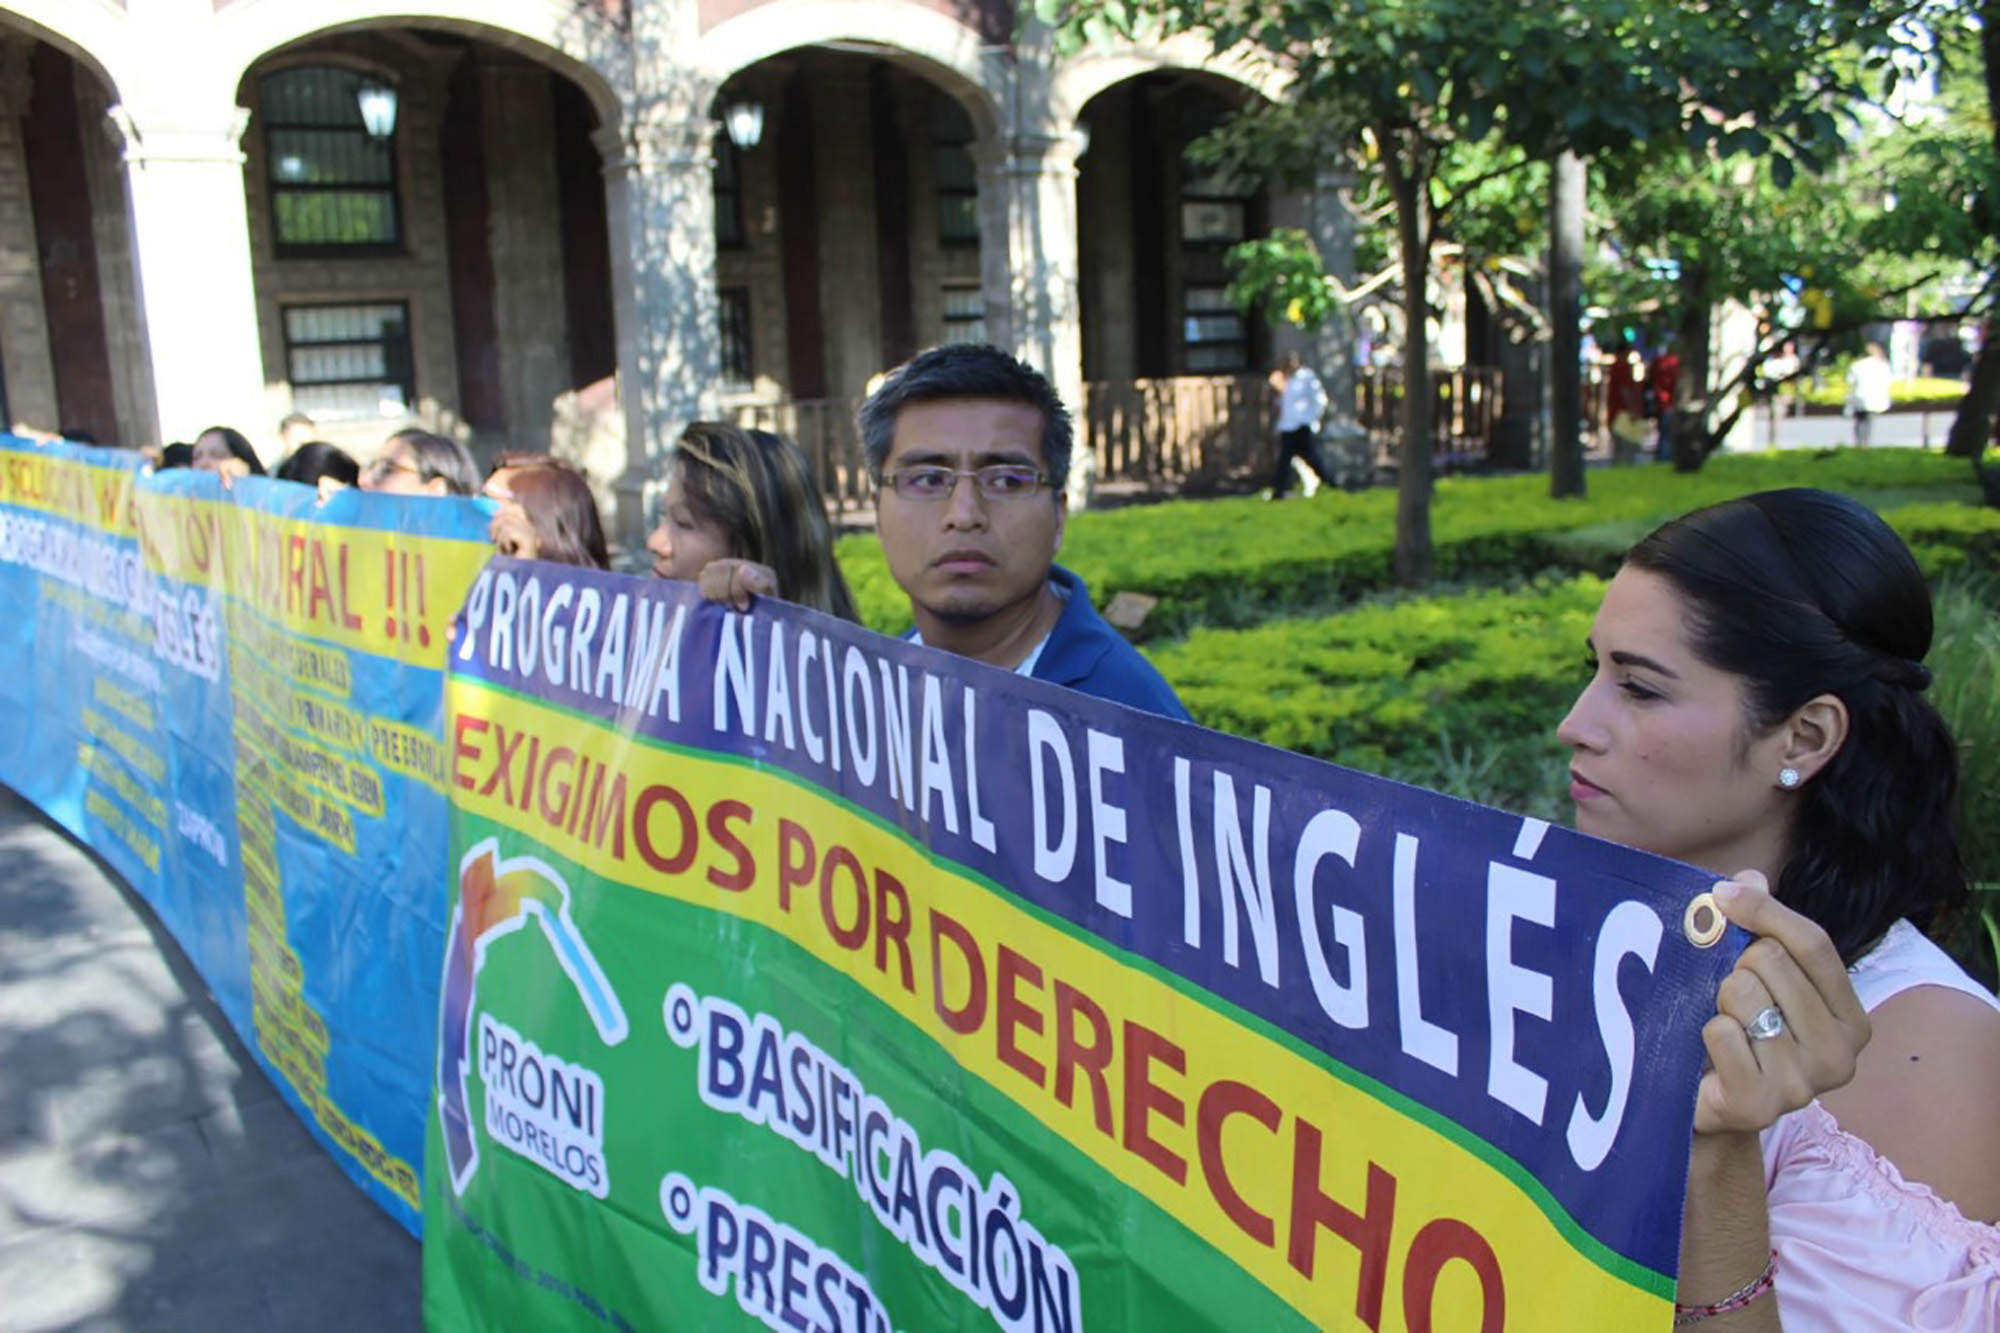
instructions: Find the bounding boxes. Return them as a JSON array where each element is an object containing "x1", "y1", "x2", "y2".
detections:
[
  {"x1": 672, "y1": 422, "x2": 858, "y2": 620},
  {"x1": 505, "y1": 463, "x2": 609, "y2": 570},
  {"x1": 275, "y1": 441, "x2": 360, "y2": 488},
  {"x1": 1625, "y1": 487, "x2": 1964, "y2": 963},
  {"x1": 385, "y1": 428, "x2": 479, "y2": 497},
  {"x1": 157, "y1": 442, "x2": 194, "y2": 470},
  {"x1": 193, "y1": 425, "x2": 266, "y2": 475}
]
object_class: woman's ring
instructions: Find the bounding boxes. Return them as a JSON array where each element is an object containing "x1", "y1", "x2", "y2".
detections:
[{"x1": 1744, "y1": 1006, "x2": 1787, "y2": 1042}]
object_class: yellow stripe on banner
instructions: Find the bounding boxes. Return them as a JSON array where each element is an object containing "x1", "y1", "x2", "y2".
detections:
[
  {"x1": 134, "y1": 495, "x2": 488, "y2": 669},
  {"x1": 451, "y1": 683, "x2": 1669, "y2": 1329},
  {"x1": 0, "y1": 452, "x2": 137, "y2": 537}
]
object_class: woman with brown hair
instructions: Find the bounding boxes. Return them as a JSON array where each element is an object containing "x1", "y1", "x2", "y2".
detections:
[{"x1": 486, "y1": 460, "x2": 609, "y2": 570}]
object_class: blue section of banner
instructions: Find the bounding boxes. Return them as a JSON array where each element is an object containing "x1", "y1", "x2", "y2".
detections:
[{"x1": 0, "y1": 437, "x2": 491, "y2": 1235}]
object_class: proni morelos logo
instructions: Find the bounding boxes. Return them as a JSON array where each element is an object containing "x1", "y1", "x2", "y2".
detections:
[{"x1": 437, "y1": 839, "x2": 628, "y2": 1197}]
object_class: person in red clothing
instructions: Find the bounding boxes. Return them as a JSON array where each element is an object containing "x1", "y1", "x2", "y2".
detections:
[
  {"x1": 1600, "y1": 338, "x2": 1646, "y2": 459},
  {"x1": 1645, "y1": 345, "x2": 1682, "y2": 463}
]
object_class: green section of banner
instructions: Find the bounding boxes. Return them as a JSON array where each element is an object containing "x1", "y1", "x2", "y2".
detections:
[
  {"x1": 424, "y1": 811, "x2": 1307, "y2": 1331},
  {"x1": 434, "y1": 673, "x2": 1678, "y2": 1315}
]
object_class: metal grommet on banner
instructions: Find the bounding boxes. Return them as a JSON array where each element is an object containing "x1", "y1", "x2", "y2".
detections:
[{"x1": 1683, "y1": 893, "x2": 1726, "y2": 947}]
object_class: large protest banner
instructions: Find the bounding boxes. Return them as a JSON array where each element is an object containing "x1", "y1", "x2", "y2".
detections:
[
  {"x1": 0, "y1": 436, "x2": 491, "y2": 1233},
  {"x1": 426, "y1": 560, "x2": 1742, "y2": 1330}
]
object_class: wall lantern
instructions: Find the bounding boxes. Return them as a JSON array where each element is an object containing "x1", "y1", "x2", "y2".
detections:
[
  {"x1": 722, "y1": 99, "x2": 765, "y2": 151},
  {"x1": 356, "y1": 80, "x2": 399, "y2": 140}
]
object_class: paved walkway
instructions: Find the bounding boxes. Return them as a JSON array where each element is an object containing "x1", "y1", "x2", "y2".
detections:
[
  {"x1": 0, "y1": 786, "x2": 419, "y2": 1332},
  {"x1": 1750, "y1": 405, "x2": 1959, "y2": 451}
]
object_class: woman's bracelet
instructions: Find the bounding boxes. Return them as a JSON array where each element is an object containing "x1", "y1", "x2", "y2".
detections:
[{"x1": 1673, "y1": 1250, "x2": 1777, "y2": 1325}]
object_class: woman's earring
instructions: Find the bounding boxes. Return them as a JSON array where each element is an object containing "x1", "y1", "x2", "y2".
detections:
[{"x1": 1778, "y1": 767, "x2": 1801, "y2": 790}]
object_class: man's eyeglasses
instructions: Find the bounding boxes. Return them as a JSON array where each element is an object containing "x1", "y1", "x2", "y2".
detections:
[{"x1": 880, "y1": 464, "x2": 1050, "y2": 502}]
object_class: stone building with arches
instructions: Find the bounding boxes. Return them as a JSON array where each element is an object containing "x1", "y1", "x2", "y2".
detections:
[{"x1": 0, "y1": 0, "x2": 1352, "y2": 542}]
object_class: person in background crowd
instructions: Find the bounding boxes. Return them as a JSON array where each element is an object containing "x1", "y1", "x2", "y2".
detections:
[
  {"x1": 1643, "y1": 342, "x2": 1681, "y2": 463},
  {"x1": 154, "y1": 442, "x2": 194, "y2": 470},
  {"x1": 1846, "y1": 342, "x2": 1893, "y2": 448},
  {"x1": 1603, "y1": 337, "x2": 1648, "y2": 457},
  {"x1": 192, "y1": 425, "x2": 266, "y2": 479},
  {"x1": 1266, "y1": 350, "x2": 1335, "y2": 500},
  {"x1": 482, "y1": 451, "x2": 555, "y2": 505},
  {"x1": 361, "y1": 428, "x2": 478, "y2": 497},
  {"x1": 275, "y1": 440, "x2": 360, "y2": 490},
  {"x1": 1560, "y1": 488, "x2": 1999, "y2": 1329},
  {"x1": 652, "y1": 422, "x2": 857, "y2": 621},
  {"x1": 486, "y1": 460, "x2": 609, "y2": 569},
  {"x1": 277, "y1": 411, "x2": 317, "y2": 457}
]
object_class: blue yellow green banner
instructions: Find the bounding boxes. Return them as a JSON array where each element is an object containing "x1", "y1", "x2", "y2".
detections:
[
  {"x1": 0, "y1": 436, "x2": 491, "y2": 1233},
  {"x1": 425, "y1": 558, "x2": 1743, "y2": 1330}
]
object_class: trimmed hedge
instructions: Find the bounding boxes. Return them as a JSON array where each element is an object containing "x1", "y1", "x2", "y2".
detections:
[
  {"x1": 837, "y1": 449, "x2": 1982, "y2": 639},
  {"x1": 1796, "y1": 376, "x2": 1968, "y2": 412},
  {"x1": 1141, "y1": 500, "x2": 2000, "y2": 819},
  {"x1": 1148, "y1": 575, "x2": 1600, "y2": 818}
]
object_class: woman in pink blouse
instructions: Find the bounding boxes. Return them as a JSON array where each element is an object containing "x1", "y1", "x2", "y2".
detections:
[{"x1": 1560, "y1": 488, "x2": 2000, "y2": 1329}]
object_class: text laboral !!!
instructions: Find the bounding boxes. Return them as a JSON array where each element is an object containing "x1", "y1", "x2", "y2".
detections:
[{"x1": 424, "y1": 560, "x2": 1738, "y2": 1332}]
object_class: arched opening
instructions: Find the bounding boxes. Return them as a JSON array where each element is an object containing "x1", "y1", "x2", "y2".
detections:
[
  {"x1": 237, "y1": 26, "x2": 617, "y2": 474},
  {"x1": 1074, "y1": 69, "x2": 1286, "y2": 491},
  {"x1": 709, "y1": 44, "x2": 994, "y2": 508},
  {"x1": 711, "y1": 45, "x2": 988, "y2": 405},
  {"x1": 1076, "y1": 71, "x2": 1272, "y2": 382}
]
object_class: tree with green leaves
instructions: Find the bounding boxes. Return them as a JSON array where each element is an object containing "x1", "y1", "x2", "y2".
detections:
[
  {"x1": 1587, "y1": 4, "x2": 1997, "y2": 469},
  {"x1": 1936, "y1": 0, "x2": 1999, "y2": 462},
  {"x1": 1037, "y1": 0, "x2": 1927, "y2": 583}
]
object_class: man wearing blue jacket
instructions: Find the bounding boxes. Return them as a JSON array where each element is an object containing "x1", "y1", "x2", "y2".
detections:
[{"x1": 857, "y1": 345, "x2": 1189, "y2": 722}]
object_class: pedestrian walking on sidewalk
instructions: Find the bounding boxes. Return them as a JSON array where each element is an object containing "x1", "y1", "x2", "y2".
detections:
[
  {"x1": 1267, "y1": 351, "x2": 1334, "y2": 499},
  {"x1": 1846, "y1": 342, "x2": 1893, "y2": 448}
]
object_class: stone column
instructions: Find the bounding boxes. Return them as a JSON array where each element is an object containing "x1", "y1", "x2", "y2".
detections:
[
  {"x1": 596, "y1": 114, "x2": 721, "y2": 550},
  {"x1": 105, "y1": 98, "x2": 267, "y2": 449},
  {"x1": 977, "y1": 126, "x2": 1089, "y2": 504}
]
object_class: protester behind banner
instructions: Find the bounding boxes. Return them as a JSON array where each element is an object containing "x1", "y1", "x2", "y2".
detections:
[
  {"x1": 1562, "y1": 487, "x2": 1999, "y2": 1325},
  {"x1": 654, "y1": 421, "x2": 857, "y2": 621},
  {"x1": 363, "y1": 428, "x2": 479, "y2": 497},
  {"x1": 193, "y1": 424, "x2": 266, "y2": 479},
  {"x1": 485, "y1": 460, "x2": 609, "y2": 569},
  {"x1": 275, "y1": 440, "x2": 360, "y2": 490},
  {"x1": 859, "y1": 344, "x2": 1188, "y2": 720}
]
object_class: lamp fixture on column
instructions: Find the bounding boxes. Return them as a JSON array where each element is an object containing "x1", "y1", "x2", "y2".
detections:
[
  {"x1": 722, "y1": 99, "x2": 765, "y2": 151},
  {"x1": 356, "y1": 80, "x2": 399, "y2": 140}
]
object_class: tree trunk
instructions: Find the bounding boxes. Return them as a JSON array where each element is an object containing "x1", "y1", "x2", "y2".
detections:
[
  {"x1": 1385, "y1": 139, "x2": 1433, "y2": 587},
  {"x1": 1548, "y1": 151, "x2": 1587, "y2": 498},
  {"x1": 1945, "y1": 317, "x2": 2000, "y2": 459},
  {"x1": 1672, "y1": 264, "x2": 1715, "y2": 470}
]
